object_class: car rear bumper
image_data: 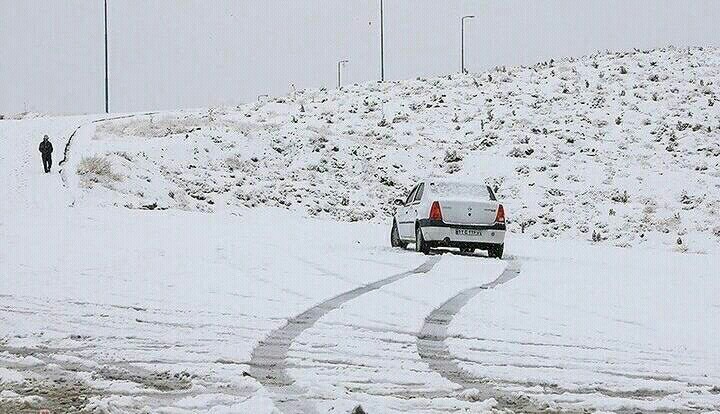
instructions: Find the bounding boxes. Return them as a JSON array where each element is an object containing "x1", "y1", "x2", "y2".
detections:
[{"x1": 418, "y1": 219, "x2": 505, "y2": 246}]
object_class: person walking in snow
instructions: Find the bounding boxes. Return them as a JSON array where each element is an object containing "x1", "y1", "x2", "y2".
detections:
[{"x1": 39, "y1": 135, "x2": 53, "y2": 173}]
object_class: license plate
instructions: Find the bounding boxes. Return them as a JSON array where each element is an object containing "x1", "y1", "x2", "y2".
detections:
[{"x1": 455, "y1": 229, "x2": 482, "y2": 236}]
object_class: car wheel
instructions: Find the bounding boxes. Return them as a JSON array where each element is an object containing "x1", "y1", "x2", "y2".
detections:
[
  {"x1": 391, "y1": 220, "x2": 407, "y2": 249},
  {"x1": 415, "y1": 226, "x2": 430, "y2": 255},
  {"x1": 488, "y1": 244, "x2": 504, "y2": 259}
]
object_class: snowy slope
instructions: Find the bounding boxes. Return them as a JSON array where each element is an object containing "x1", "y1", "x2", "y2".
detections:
[{"x1": 65, "y1": 46, "x2": 720, "y2": 253}]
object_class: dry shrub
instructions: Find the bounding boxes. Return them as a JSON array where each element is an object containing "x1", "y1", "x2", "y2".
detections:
[{"x1": 77, "y1": 156, "x2": 122, "y2": 185}]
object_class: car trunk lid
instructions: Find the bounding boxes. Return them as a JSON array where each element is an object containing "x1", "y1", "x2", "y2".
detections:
[{"x1": 438, "y1": 199, "x2": 499, "y2": 225}]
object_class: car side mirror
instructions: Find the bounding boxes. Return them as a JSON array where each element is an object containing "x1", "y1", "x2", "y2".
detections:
[{"x1": 393, "y1": 198, "x2": 405, "y2": 206}]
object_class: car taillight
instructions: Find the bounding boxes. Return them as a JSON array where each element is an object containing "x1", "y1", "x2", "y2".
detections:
[
  {"x1": 495, "y1": 204, "x2": 505, "y2": 223},
  {"x1": 429, "y1": 201, "x2": 443, "y2": 221}
]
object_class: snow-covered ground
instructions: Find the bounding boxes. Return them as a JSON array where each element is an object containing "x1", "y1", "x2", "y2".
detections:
[
  {"x1": 450, "y1": 240, "x2": 720, "y2": 413},
  {"x1": 1, "y1": 47, "x2": 720, "y2": 413}
]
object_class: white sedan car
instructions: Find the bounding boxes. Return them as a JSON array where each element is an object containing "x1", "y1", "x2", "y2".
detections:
[{"x1": 390, "y1": 180, "x2": 506, "y2": 257}]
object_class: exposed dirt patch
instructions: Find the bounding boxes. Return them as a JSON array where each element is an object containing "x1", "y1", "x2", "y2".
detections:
[
  {"x1": 0, "y1": 344, "x2": 195, "y2": 413},
  {"x1": 95, "y1": 366, "x2": 193, "y2": 392},
  {"x1": 0, "y1": 376, "x2": 96, "y2": 414}
]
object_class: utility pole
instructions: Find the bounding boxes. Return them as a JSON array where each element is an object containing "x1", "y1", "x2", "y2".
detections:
[
  {"x1": 380, "y1": 0, "x2": 385, "y2": 81},
  {"x1": 104, "y1": 0, "x2": 109, "y2": 113},
  {"x1": 338, "y1": 59, "x2": 349, "y2": 88},
  {"x1": 461, "y1": 15, "x2": 475, "y2": 74}
]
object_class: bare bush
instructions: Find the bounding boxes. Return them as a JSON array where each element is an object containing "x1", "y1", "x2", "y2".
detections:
[
  {"x1": 223, "y1": 155, "x2": 244, "y2": 171},
  {"x1": 77, "y1": 156, "x2": 122, "y2": 186},
  {"x1": 611, "y1": 189, "x2": 629, "y2": 203},
  {"x1": 443, "y1": 148, "x2": 464, "y2": 163}
]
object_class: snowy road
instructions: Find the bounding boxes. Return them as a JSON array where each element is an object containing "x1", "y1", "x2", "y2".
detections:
[
  {"x1": 416, "y1": 261, "x2": 542, "y2": 413},
  {"x1": 248, "y1": 256, "x2": 440, "y2": 413}
]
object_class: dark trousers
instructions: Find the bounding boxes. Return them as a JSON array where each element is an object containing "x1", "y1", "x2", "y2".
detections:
[{"x1": 42, "y1": 155, "x2": 52, "y2": 173}]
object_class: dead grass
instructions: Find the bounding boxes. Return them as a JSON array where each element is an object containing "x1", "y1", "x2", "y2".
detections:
[{"x1": 77, "y1": 156, "x2": 122, "y2": 186}]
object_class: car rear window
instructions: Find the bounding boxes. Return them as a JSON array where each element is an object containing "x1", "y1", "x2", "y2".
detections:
[
  {"x1": 413, "y1": 183, "x2": 424, "y2": 202},
  {"x1": 428, "y1": 182, "x2": 495, "y2": 201},
  {"x1": 405, "y1": 185, "x2": 418, "y2": 205}
]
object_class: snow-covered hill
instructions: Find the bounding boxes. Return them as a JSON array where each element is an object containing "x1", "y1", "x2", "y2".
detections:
[{"x1": 66, "y1": 46, "x2": 720, "y2": 253}]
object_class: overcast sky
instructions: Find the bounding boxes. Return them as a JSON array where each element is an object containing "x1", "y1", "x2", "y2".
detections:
[{"x1": 1, "y1": 0, "x2": 719, "y2": 115}]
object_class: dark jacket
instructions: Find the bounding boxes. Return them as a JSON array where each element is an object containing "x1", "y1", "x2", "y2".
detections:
[{"x1": 39, "y1": 140, "x2": 53, "y2": 156}]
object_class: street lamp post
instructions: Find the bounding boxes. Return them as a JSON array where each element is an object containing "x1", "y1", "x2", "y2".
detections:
[
  {"x1": 337, "y1": 59, "x2": 349, "y2": 88},
  {"x1": 104, "y1": 0, "x2": 109, "y2": 113},
  {"x1": 461, "y1": 15, "x2": 475, "y2": 74},
  {"x1": 380, "y1": 0, "x2": 385, "y2": 81}
]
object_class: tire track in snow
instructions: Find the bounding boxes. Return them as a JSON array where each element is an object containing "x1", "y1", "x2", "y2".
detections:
[
  {"x1": 416, "y1": 261, "x2": 551, "y2": 413},
  {"x1": 248, "y1": 256, "x2": 440, "y2": 414},
  {"x1": 417, "y1": 262, "x2": 704, "y2": 414}
]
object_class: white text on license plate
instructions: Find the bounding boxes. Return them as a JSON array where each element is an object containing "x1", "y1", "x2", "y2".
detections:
[{"x1": 455, "y1": 229, "x2": 482, "y2": 236}]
